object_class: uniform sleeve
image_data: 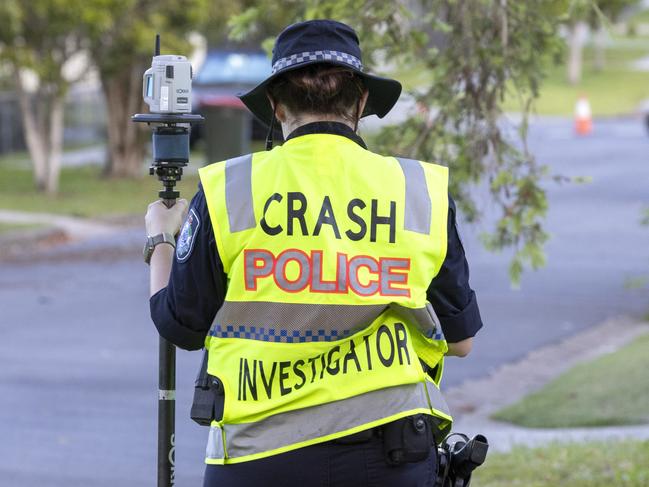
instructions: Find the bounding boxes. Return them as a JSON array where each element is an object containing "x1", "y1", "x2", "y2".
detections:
[
  {"x1": 427, "y1": 196, "x2": 483, "y2": 343},
  {"x1": 149, "y1": 184, "x2": 227, "y2": 351}
]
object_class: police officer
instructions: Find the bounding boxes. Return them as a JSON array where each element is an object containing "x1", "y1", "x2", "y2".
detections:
[{"x1": 145, "y1": 20, "x2": 483, "y2": 487}]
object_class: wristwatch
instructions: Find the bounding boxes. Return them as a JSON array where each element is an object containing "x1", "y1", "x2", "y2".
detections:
[{"x1": 143, "y1": 232, "x2": 176, "y2": 264}]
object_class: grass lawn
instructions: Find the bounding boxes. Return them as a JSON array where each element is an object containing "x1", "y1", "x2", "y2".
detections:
[
  {"x1": 0, "y1": 137, "x2": 268, "y2": 218},
  {"x1": 473, "y1": 440, "x2": 649, "y2": 487},
  {"x1": 0, "y1": 222, "x2": 45, "y2": 235},
  {"x1": 505, "y1": 45, "x2": 649, "y2": 117},
  {"x1": 0, "y1": 164, "x2": 200, "y2": 218},
  {"x1": 629, "y1": 8, "x2": 649, "y2": 24},
  {"x1": 492, "y1": 332, "x2": 649, "y2": 428}
]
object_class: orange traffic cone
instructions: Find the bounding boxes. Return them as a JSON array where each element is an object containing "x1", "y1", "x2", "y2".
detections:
[{"x1": 574, "y1": 95, "x2": 593, "y2": 136}]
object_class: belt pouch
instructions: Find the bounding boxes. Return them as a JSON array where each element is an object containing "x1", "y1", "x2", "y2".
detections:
[
  {"x1": 190, "y1": 350, "x2": 224, "y2": 426},
  {"x1": 382, "y1": 415, "x2": 432, "y2": 466}
]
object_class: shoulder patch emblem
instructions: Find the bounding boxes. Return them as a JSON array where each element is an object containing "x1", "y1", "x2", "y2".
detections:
[{"x1": 176, "y1": 208, "x2": 200, "y2": 263}]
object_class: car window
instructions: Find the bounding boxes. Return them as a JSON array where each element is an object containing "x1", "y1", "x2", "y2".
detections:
[{"x1": 195, "y1": 52, "x2": 271, "y2": 85}]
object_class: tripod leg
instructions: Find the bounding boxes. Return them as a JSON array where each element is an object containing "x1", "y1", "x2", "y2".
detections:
[
  {"x1": 155, "y1": 172, "x2": 179, "y2": 486},
  {"x1": 158, "y1": 336, "x2": 176, "y2": 486}
]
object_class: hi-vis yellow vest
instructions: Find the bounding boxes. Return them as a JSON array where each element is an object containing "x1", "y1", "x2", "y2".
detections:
[{"x1": 199, "y1": 133, "x2": 452, "y2": 465}]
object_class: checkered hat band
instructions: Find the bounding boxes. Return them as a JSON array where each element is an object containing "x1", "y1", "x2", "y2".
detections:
[{"x1": 271, "y1": 50, "x2": 363, "y2": 74}]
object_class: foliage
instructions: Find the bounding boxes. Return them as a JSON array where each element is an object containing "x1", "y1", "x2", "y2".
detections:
[
  {"x1": 473, "y1": 440, "x2": 649, "y2": 487},
  {"x1": 564, "y1": 0, "x2": 640, "y2": 27},
  {"x1": 641, "y1": 207, "x2": 649, "y2": 226},
  {"x1": 591, "y1": 0, "x2": 641, "y2": 25},
  {"x1": 638, "y1": 207, "x2": 649, "y2": 292},
  {"x1": 492, "y1": 332, "x2": 649, "y2": 428},
  {"x1": 230, "y1": 0, "x2": 568, "y2": 283},
  {"x1": 81, "y1": 0, "x2": 209, "y2": 78},
  {"x1": 77, "y1": 0, "x2": 211, "y2": 177},
  {"x1": 0, "y1": 0, "x2": 88, "y2": 193},
  {"x1": 0, "y1": 0, "x2": 85, "y2": 92}
]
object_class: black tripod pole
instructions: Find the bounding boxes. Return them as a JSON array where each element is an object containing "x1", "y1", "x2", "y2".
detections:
[
  {"x1": 133, "y1": 112, "x2": 203, "y2": 487},
  {"x1": 157, "y1": 183, "x2": 179, "y2": 487},
  {"x1": 155, "y1": 175, "x2": 184, "y2": 487},
  {"x1": 158, "y1": 334, "x2": 176, "y2": 486},
  {"x1": 159, "y1": 194, "x2": 177, "y2": 487}
]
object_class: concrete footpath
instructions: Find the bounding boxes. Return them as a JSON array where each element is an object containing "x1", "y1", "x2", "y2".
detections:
[
  {"x1": 447, "y1": 316, "x2": 649, "y2": 452},
  {"x1": 0, "y1": 209, "x2": 117, "y2": 240}
]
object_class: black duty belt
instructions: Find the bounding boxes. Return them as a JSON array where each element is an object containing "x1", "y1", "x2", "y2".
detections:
[
  {"x1": 332, "y1": 415, "x2": 435, "y2": 467},
  {"x1": 332, "y1": 427, "x2": 380, "y2": 445}
]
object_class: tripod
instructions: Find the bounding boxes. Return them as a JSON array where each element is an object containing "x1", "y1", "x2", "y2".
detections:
[{"x1": 133, "y1": 112, "x2": 203, "y2": 487}]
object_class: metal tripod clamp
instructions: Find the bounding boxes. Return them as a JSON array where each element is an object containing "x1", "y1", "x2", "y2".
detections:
[{"x1": 132, "y1": 113, "x2": 204, "y2": 207}]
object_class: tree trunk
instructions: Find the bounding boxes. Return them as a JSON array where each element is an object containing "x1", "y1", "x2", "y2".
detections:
[
  {"x1": 102, "y1": 61, "x2": 148, "y2": 178},
  {"x1": 13, "y1": 68, "x2": 65, "y2": 193},
  {"x1": 593, "y1": 25, "x2": 606, "y2": 72},
  {"x1": 45, "y1": 95, "x2": 64, "y2": 194},
  {"x1": 14, "y1": 70, "x2": 46, "y2": 189},
  {"x1": 567, "y1": 21, "x2": 588, "y2": 85}
]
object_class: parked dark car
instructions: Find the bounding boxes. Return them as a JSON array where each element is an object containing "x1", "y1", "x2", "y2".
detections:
[{"x1": 191, "y1": 50, "x2": 271, "y2": 144}]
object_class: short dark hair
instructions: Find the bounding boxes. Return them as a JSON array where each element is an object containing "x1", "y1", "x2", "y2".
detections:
[{"x1": 267, "y1": 64, "x2": 365, "y2": 122}]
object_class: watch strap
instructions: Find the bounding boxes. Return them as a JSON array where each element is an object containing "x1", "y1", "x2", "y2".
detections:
[{"x1": 144, "y1": 232, "x2": 176, "y2": 264}]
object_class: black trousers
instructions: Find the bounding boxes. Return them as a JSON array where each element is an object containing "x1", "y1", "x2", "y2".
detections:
[{"x1": 203, "y1": 434, "x2": 438, "y2": 487}]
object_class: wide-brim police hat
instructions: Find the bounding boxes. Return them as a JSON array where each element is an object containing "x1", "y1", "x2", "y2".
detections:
[{"x1": 238, "y1": 19, "x2": 402, "y2": 127}]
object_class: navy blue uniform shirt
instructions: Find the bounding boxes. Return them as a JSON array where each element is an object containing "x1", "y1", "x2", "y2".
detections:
[{"x1": 150, "y1": 122, "x2": 483, "y2": 350}]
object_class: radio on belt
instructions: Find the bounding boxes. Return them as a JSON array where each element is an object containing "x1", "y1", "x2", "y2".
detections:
[{"x1": 142, "y1": 55, "x2": 192, "y2": 113}]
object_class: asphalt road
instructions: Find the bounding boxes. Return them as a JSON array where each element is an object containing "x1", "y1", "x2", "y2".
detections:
[{"x1": 1, "y1": 117, "x2": 648, "y2": 486}]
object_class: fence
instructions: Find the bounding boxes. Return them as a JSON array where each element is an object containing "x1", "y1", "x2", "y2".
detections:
[
  {"x1": 64, "y1": 86, "x2": 107, "y2": 148},
  {"x1": 0, "y1": 91, "x2": 25, "y2": 155}
]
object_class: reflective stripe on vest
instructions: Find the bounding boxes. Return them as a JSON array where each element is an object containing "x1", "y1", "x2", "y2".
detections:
[
  {"x1": 208, "y1": 301, "x2": 444, "y2": 343},
  {"x1": 206, "y1": 380, "x2": 451, "y2": 464},
  {"x1": 225, "y1": 154, "x2": 255, "y2": 232},
  {"x1": 209, "y1": 301, "x2": 387, "y2": 342},
  {"x1": 396, "y1": 157, "x2": 432, "y2": 234}
]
